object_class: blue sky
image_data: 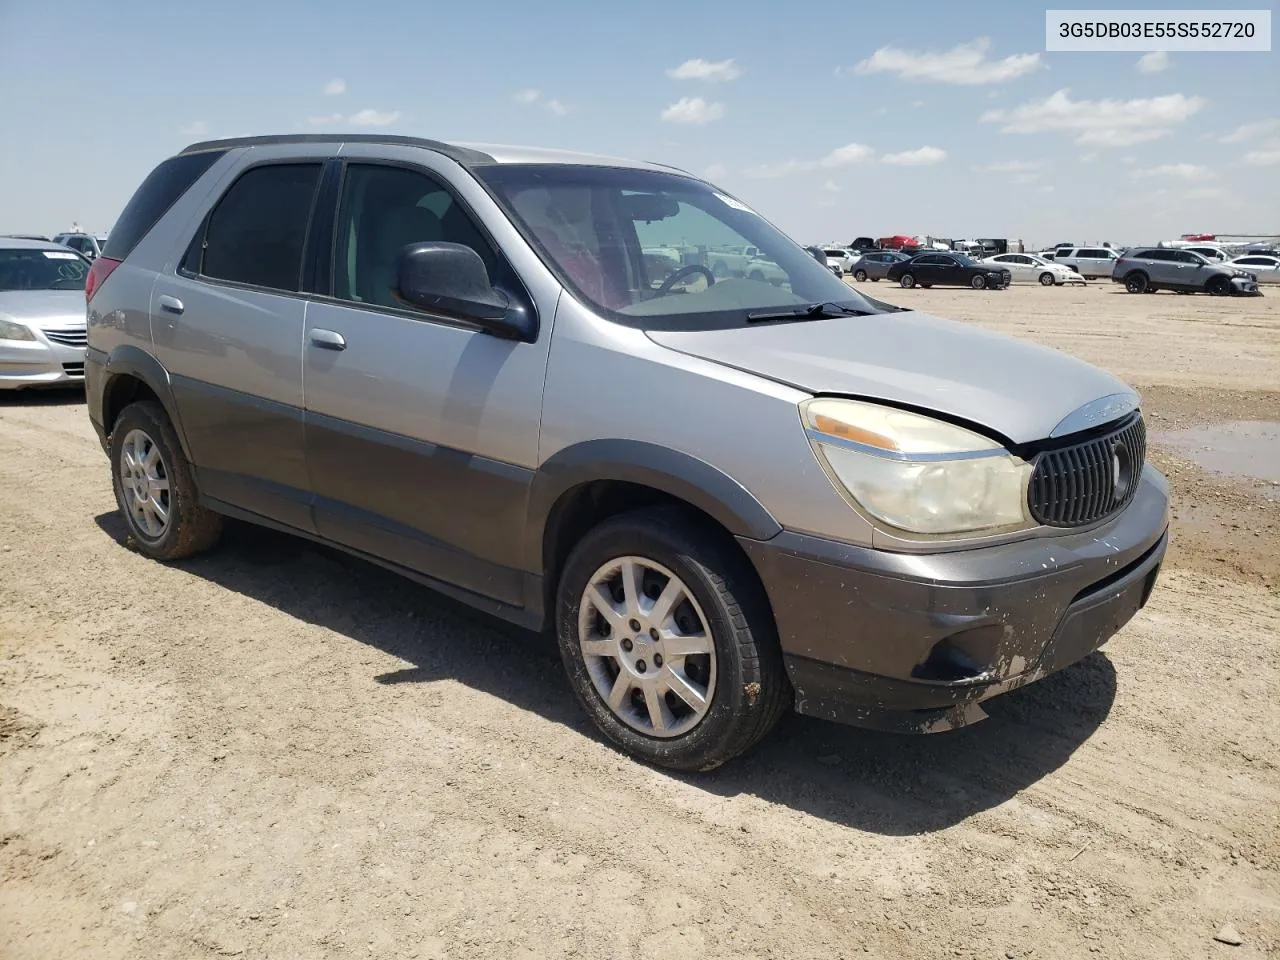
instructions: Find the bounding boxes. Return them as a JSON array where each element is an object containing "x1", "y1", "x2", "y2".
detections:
[{"x1": 1, "y1": 0, "x2": 1276, "y2": 248}]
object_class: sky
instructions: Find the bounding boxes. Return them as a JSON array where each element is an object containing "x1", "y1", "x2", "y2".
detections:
[{"x1": 1, "y1": 0, "x2": 1276, "y2": 249}]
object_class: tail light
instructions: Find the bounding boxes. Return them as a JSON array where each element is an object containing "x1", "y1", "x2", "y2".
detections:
[{"x1": 85, "y1": 256, "x2": 122, "y2": 304}]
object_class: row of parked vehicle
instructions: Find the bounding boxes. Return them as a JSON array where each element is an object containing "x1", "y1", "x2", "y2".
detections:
[{"x1": 815, "y1": 241, "x2": 1276, "y2": 295}]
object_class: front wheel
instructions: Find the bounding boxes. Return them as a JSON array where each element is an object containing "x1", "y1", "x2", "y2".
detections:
[
  {"x1": 555, "y1": 508, "x2": 789, "y2": 771},
  {"x1": 898, "y1": 273, "x2": 916, "y2": 288},
  {"x1": 110, "y1": 401, "x2": 223, "y2": 560},
  {"x1": 970, "y1": 274, "x2": 987, "y2": 290},
  {"x1": 1207, "y1": 275, "x2": 1232, "y2": 296},
  {"x1": 1039, "y1": 272, "x2": 1056, "y2": 286},
  {"x1": 853, "y1": 269, "x2": 868, "y2": 282}
]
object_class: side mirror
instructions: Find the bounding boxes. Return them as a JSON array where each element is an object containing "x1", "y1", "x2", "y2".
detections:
[{"x1": 395, "y1": 242, "x2": 528, "y2": 339}]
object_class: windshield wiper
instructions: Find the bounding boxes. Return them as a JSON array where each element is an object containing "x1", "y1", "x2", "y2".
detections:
[{"x1": 746, "y1": 302, "x2": 869, "y2": 323}]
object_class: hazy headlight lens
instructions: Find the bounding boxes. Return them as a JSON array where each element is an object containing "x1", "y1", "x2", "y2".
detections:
[
  {"x1": 802, "y1": 398, "x2": 1032, "y2": 535},
  {"x1": 0, "y1": 318, "x2": 36, "y2": 342}
]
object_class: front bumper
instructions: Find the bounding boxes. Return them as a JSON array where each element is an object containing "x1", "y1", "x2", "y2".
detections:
[
  {"x1": 0, "y1": 335, "x2": 86, "y2": 389},
  {"x1": 739, "y1": 465, "x2": 1170, "y2": 733}
]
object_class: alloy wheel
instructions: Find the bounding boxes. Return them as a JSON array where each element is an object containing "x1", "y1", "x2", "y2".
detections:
[
  {"x1": 119, "y1": 428, "x2": 171, "y2": 539},
  {"x1": 578, "y1": 556, "x2": 716, "y2": 738}
]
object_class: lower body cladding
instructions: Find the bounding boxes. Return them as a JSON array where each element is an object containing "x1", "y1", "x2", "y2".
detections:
[
  {"x1": 0, "y1": 336, "x2": 86, "y2": 389},
  {"x1": 740, "y1": 466, "x2": 1170, "y2": 733}
]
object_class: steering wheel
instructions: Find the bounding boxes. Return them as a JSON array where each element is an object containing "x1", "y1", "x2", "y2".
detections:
[{"x1": 656, "y1": 263, "x2": 715, "y2": 296}]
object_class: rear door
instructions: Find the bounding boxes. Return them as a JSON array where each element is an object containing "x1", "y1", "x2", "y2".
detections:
[
  {"x1": 300, "y1": 151, "x2": 554, "y2": 606},
  {"x1": 150, "y1": 153, "x2": 324, "y2": 532},
  {"x1": 932, "y1": 255, "x2": 962, "y2": 285}
]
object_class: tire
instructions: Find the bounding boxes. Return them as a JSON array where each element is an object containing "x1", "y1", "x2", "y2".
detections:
[
  {"x1": 711, "y1": 261, "x2": 729, "y2": 279},
  {"x1": 748, "y1": 269, "x2": 765, "y2": 282},
  {"x1": 853, "y1": 269, "x2": 868, "y2": 282},
  {"x1": 898, "y1": 273, "x2": 915, "y2": 288},
  {"x1": 970, "y1": 274, "x2": 987, "y2": 290},
  {"x1": 1124, "y1": 272, "x2": 1148, "y2": 294},
  {"x1": 110, "y1": 400, "x2": 223, "y2": 560},
  {"x1": 1207, "y1": 275, "x2": 1232, "y2": 296},
  {"x1": 555, "y1": 507, "x2": 789, "y2": 771},
  {"x1": 1039, "y1": 272, "x2": 1055, "y2": 286}
]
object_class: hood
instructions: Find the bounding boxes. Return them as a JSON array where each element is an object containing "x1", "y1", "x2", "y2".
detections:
[
  {"x1": 0, "y1": 290, "x2": 87, "y2": 328},
  {"x1": 646, "y1": 310, "x2": 1135, "y2": 445}
]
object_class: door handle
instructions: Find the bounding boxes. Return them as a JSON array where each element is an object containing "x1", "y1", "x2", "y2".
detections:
[
  {"x1": 309, "y1": 329, "x2": 346, "y2": 351},
  {"x1": 158, "y1": 295, "x2": 185, "y2": 315}
]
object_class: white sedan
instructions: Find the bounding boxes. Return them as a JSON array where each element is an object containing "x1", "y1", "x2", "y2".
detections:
[
  {"x1": 1228, "y1": 254, "x2": 1280, "y2": 284},
  {"x1": 981, "y1": 252, "x2": 1086, "y2": 286}
]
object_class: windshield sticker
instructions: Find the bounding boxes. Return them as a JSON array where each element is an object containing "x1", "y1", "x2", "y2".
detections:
[
  {"x1": 43, "y1": 251, "x2": 80, "y2": 260},
  {"x1": 714, "y1": 192, "x2": 756, "y2": 214}
]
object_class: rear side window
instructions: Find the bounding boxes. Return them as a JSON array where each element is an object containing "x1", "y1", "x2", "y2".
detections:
[
  {"x1": 102, "y1": 151, "x2": 224, "y2": 261},
  {"x1": 1079, "y1": 248, "x2": 1111, "y2": 258},
  {"x1": 198, "y1": 164, "x2": 322, "y2": 292}
]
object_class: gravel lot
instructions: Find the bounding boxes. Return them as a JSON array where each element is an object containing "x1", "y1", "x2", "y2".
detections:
[{"x1": 2, "y1": 282, "x2": 1277, "y2": 959}]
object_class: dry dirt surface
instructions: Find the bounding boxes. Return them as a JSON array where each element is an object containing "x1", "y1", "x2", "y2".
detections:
[{"x1": 2, "y1": 283, "x2": 1278, "y2": 960}]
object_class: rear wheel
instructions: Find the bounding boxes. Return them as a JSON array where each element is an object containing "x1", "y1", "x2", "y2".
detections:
[
  {"x1": 110, "y1": 401, "x2": 223, "y2": 560},
  {"x1": 853, "y1": 269, "x2": 868, "y2": 282},
  {"x1": 1039, "y1": 272, "x2": 1055, "y2": 286},
  {"x1": 898, "y1": 273, "x2": 916, "y2": 288},
  {"x1": 555, "y1": 508, "x2": 789, "y2": 771},
  {"x1": 1124, "y1": 272, "x2": 1149, "y2": 294},
  {"x1": 1207, "y1": 275, "x2": 1232, "y2": 296}
]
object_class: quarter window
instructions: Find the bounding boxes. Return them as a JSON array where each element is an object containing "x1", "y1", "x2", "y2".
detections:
[
  {"x1": 199, "y1": 163, "x2": 321, "y2": 292},
  {"x1": 333, "y1": 164, "x2": 497, "y2": 310}
]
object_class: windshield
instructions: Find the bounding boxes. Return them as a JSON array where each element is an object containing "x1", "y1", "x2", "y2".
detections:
[
  {"x1": 475, "y1": 164, "x2": 879, "y2": 330},
  {"x1": 952, "y1": 254, "x2": 981, "y2": 267},
  {"x1": 0, "y1": 248, "x2": 90, "y2": 291}
]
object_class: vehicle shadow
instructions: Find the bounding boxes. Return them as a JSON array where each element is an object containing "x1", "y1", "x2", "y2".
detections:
[
  {"x1": 0, "y1": 386, "x2": 85, "y2": 407},
  {"x1": 93, "y1": 512, "x2": 1116, "y2": 836}
]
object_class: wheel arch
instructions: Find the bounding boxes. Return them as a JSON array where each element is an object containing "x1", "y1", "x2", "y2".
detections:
[{"x1": 100, "y1": 346, "x2": 190, "y2": 458}]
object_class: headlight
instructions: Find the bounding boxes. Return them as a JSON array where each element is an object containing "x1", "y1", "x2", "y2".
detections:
[
  {"x1": 801, "y1": 398, "x2": 1033, "y2": 535},
  {"x1": 0, "y1": 318, "x2": 37, "y2": 342}
]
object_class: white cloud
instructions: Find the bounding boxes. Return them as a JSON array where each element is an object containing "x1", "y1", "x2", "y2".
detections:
[
  {"x1": 660, "y1": 97, "x2": 725, "y2": 124},
  {"x1": 545, "y1": 99, "x2": 569, "y2": 117},
  {"x1": 1136, "y1": 52, "x2": 1171, "y2": 74},
  {"x1": 822, "y1": 180, "x2": 841, "y2": 193},
  {"x1": 1130, "y1": 163, "x2": 1215, "y2": 180},
  {"x1": 911, "y1": 100, "x2": 925, "y2": 108},
  {"x1": 323, "y1": 78, "x2": 346, "y2": 96},
  {"x1": 666, "y1": 58, "x2": 742, "y2": 82},
  {"x1": 1243, "y1": 145, "x2": 1280, "y2": 166},
  {"x1": 514, "y1": 88, "x2": 541, "y2": 104},
  {"x1": 307, "y1": 108, "x2": 401, "y2": 127},
  {"x1": 1040, "y1": 185, "x2": 1056, "y2": 193},
  {"x1": 179, "y1": 120, "x2": 208, "y2": 137},
  {"x1": 975, "y1": 159, "x2": 1040, "y2": 173},
  {"x1": 853, "y1": 38, "x2": 1041, "y2": 85},
  {"x1": 743, "y1": 142, "x2": 874, "y2": 179},
  {"x1": 1216, "y1": 119, "x2": 1280, "y2": 143},
  {"x1": 1080, "y1": 152, "x2": 1098, "y2": 162},
  {"x1": 873, "y1": 106, "x2": 888, "y2": 116},
  {"x1": 980, "y1": 89, "x2": 1205, "y2": 147},
  {"x1": 881, "y1": 146, "x2": 947, "y2": 166},
  {"x1": 1013, "y1": 173, "x2": 1039, "y2": 185},
  {"x1": 704, "y1": 163, "x2": 729, "y2": 180}
]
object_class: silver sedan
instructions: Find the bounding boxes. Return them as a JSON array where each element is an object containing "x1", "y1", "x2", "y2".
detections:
[
  {"x1": 848, "y1": 251, "x2": 909, "y2": 283},
  {"x1": 0, "y1": 238, "x2": 90, "y2": 389}
]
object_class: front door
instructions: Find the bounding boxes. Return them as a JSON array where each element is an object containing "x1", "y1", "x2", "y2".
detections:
[
  {"x1": 150, "y1": 160, "x2": 323, "y2": 531},
  {"x1": 301, "y1": 161, "x2": 551, "y2": 606}
]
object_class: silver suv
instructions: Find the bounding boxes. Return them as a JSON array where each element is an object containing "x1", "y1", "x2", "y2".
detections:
[
  {"x1": 1112, "y1": 248, "x2": 1260, "y2": 295},
  {"x1": 85, "y1": 135, "x2": 1170, "y2": 770}
]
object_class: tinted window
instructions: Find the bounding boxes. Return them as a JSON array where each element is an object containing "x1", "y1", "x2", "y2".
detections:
[
  {"x1": 200, "y1": 164, "x2": 321, "y2": 291},
  {"x1": 1142, "y1": 250, "x2": 1172, "y2": 261},
  {"x1": 1175, "y1": 250, "x2": 1207, "y2": 264},
  {"x1": 916, "y1": 255, "x2": 945, "y2": 265},
  {"x1": 103, "y1": 150, "x2": 224, "y2": 261},
  {"x1": 0, "y1": 248, "x2": 90, "y2": 291},
  {"x1": 334, "y1": 164, "x2": 497, "y2": 310},
  {"x1": 1237, "y1": 257, "x2": 1272, "y2": 265},
  {"x1": 1056, "y1": 248, "x2": 1073, "y2": 256}
]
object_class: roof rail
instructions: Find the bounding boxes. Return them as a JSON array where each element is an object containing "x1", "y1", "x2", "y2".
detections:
[{"x1": 178, "y1": 134, "x2": 495, "y2": 166}]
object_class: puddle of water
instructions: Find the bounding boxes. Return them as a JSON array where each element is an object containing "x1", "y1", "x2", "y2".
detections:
[{"x1": 1153, "y1": 421, "x2": 1280, "y2": 484}]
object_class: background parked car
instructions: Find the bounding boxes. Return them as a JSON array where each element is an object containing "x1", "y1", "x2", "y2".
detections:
[
  {"x1": 0, "y1": 237, "x2": 90, "y2": 389},
  {"x1": 981, "y1": 252, "x2": 1084, "y2": 286},
  {"x1": 51, "y1": 232, "x2": 104, "y2": 259},
  {"x1": 1054, "y1": 246, "x2": 1120, "y2": 279},
  {"x1": 849, "y1": 251, "x2": 908, "y2": 282},
  {"x1": 822, "y1": 248, "x2": 855, "y2": 275},
  {"x1": 1181, "y1": 245, "x2": 1230, "y2": 262},
  {"x1": 886, "y1": 252, "x2": 1011, "y2": 290},
  {"x1": 1112, "y1": 248, "x2": 1260, "y2": 295},
  {"x1": 1228, "y1": 254, "x2": 1280, "y2": 284}
]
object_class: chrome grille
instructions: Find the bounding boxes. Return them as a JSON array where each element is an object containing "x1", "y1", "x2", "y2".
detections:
[
  {"x1": 44, "y1": 328, "x2": 87, "y2": 347},
  {"x1": 1028, "y1": 414, "x2": 1146, "y2": 527}
]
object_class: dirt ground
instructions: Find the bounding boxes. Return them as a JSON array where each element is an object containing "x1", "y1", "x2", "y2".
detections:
[{"x1": 2, "y1": 282, "x2": 1277, "y2": 960}]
